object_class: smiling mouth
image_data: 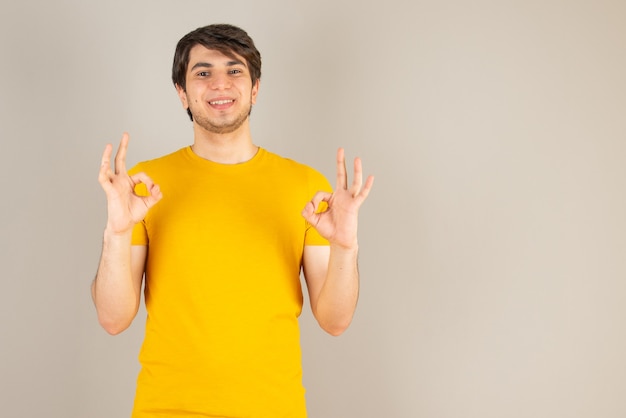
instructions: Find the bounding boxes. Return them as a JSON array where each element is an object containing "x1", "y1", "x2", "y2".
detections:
[{"x1": 209, "y1": 99, "x2": 234, "y2": 105}]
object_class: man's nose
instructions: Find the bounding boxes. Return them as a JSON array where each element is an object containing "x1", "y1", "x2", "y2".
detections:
[{"x1": 210, "y1": 72, "x2": 231, "y2": 89}]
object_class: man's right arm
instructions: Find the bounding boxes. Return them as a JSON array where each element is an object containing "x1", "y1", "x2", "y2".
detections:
[
  {"x1": 92, "y1": 133, "x2": 162, "y2": 335},
  {"x1": 91, "y1": 237, "x2": 146, "y2": 335}
]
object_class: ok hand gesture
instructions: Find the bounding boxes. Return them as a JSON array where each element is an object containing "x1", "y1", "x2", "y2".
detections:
[
  {"x1": 302, "y1": 148, "x2": 374, "y2": 249},
  {"x1": 98, "y1": 133, "x2": 162, "y2": 235}
]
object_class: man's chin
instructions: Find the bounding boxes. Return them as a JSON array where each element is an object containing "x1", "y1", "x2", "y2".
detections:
[
  {"x1": 191, "y1": 110, "x2": 250, "y2": 135},
  {"x1": 196, "y1": 118, "x2": 247, "y2": 135}
]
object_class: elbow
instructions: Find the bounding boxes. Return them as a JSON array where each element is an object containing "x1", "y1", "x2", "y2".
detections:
[
  {"x1": 319, "y1": 317, "x2": 353, "y2": 337},
  {"x1": 97, "y1": 314, "x2": 133, "y2": 335},
  {"x1": 325, "y1": 326, "x2": 348, "y2": 337},
  {"x1": 100, "y1": 320, "x2": 130, "y2": 336},
  {"x1": 92, "y1": 288, "x2": 137, "y2": 335},
  {"x1": 313, "y1": 303, "x2": 355, "y2": 337}
]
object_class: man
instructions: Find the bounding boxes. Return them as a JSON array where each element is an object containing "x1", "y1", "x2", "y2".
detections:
[{"x1": 92, "y1": 24, "x2": 373, "y2": 417}]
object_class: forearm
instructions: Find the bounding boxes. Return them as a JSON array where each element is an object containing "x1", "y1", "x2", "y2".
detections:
[
  {"x1": 91, "y1": 229, "x2": 140, "y2": 335},
  {"x1": 314, "y1": 244, "x2": 360, "y2": 336}
]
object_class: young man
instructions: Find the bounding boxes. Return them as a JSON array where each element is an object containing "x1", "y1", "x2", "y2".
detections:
[{"x1": 92, "y1": 24, "x2": 373, "y2": 417}]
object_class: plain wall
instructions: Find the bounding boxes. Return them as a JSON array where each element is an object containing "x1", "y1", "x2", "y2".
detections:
[{"x1": 1, "y1": 0, "x2": 626, "y2": 417}]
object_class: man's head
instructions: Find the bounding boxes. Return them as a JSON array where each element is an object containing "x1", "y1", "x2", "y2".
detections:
[{"x1": 172, "y1": 24, "x2": 262, "y2": 121}]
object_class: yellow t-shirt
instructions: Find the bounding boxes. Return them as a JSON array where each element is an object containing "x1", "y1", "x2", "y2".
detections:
[{"x1": 129, "y1": 147, "x2": 330, "y2": 418}]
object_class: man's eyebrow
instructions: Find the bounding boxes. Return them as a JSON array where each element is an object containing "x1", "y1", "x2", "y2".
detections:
[
  {"x1": 226, "y1": 59, "x2": 245, "y2": 67},
  {"x1": 190, "y1": 60, "x2": 246, "y2": 71},
  {"x1": 190, "y1": 62, "x2": 213, "y2": 71}
]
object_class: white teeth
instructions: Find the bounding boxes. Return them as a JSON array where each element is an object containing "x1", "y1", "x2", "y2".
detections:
[{"x1": 210, "y1": 99, "x2": 233, "y2": 105}]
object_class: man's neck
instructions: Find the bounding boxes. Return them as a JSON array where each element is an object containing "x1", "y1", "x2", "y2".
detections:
[{"x1": 191, "y1": 123, "x2": 258, "y2": 164}]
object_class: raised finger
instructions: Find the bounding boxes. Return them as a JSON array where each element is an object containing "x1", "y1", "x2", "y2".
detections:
[
  {"x1": 355, "y1": 175, "x2": 375, "y2": 203},
  {"x1": 349, "y1": 157, "x2": 364, "y2": 196},
  {"x1": 335, "y1": 147, "x2": 347, "y2": 190},
  {"x1": 114, "y1": 132, "x2": 130, "y2": 175},
  {"x1": 98, "y1": 143, "x2": 113, "y2": 185}
]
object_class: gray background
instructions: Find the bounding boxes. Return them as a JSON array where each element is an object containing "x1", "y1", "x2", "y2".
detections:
[{"x1": 1, "y1": 0, "x2": 626, "y2": 417}]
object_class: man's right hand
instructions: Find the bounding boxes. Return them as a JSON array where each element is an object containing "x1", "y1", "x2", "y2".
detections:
[{"x1": 98, "y1": 132, "x2": 162, "y2": 235}]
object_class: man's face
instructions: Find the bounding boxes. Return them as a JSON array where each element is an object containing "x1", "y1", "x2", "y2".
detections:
[{"x1": 176, "y1": 45, "x2": 259, "y2": 134}]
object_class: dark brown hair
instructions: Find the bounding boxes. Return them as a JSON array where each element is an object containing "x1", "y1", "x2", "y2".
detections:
[{"x1": 172, "y1": 24, "x2": 262, "y2": 120}]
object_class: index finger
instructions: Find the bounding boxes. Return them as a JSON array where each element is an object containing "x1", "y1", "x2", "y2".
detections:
[{"x1": 113, "y1": 132, "x2": 130, "y2": 175}]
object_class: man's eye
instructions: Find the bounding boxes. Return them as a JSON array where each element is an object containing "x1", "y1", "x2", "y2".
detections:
[
  {"x1": 198, "y1": 71, "x2": 210, "y2": 77},
  {"x1": 229, "y1": 69, "x2": 242, "y2": 74}
]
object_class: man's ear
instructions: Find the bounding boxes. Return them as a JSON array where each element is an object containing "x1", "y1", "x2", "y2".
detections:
[
  {"x1": 175, "y1": 84, "x2": 189, "y2": 110},
  {"x1": 251, "y1": 79, "x2": 260, "y2": 105}
]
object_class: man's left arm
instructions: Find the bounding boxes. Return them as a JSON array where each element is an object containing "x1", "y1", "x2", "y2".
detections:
[{"x1": 301, "y1": 148, "x2": 374, "y2": 336}]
